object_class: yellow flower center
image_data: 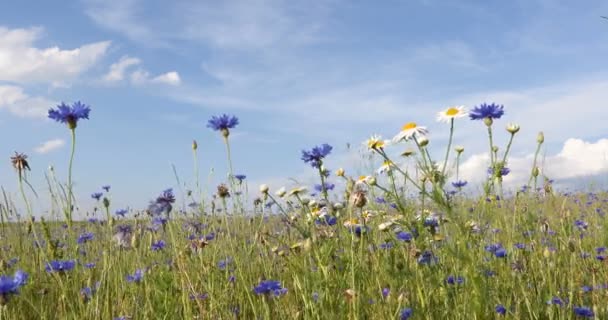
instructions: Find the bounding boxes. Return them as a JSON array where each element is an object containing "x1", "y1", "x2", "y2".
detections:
[
  {"x1": 382, "y1": 160, "x2": 393, "y2": 166},
  {"x1": 368, "y1": 140, "x2": 384, "y2": 149},
  {"x1": 446, "y1": 107, "x2": 459, "y2": 116},
  {"x1": 402, "y1": 122, "x2": 417, "y2": 131},
  {"x1": 358, "y1": 176, "x2": 367, "y2": 182}
]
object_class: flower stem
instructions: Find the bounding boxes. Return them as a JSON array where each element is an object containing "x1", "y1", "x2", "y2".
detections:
[
  {"x1": 441, "y1": 118, "x2": 454, "y2": 175},
  {"x1": 66, "y1": 128, "x2": 76, "y2": 228}
]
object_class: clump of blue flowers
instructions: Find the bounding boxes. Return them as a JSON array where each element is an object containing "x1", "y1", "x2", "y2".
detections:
[{"x1": 253, "y1": 280, "x2": 287, "y2": 296}]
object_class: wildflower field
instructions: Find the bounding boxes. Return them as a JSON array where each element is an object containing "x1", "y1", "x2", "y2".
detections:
[{"x1": 2, "y1": 102, "x2": 607, "y2": 320}]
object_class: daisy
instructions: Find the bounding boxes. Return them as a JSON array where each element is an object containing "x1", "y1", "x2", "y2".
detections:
[
  {"x1": 392, "y1": 122, "x2": 428, "y2": 143},
  {"x1": 355, "y1": 175, "x2": 373, "y2": 186},
  {"x1": 365, "y1": 134, "x2": 389, "y2": 151},
  {"x1": 288, "y1": 186, "x2": 308, "y2": 197},
  {"x1": 437, "y1": 106, "x2": 467, "y2": 123}
]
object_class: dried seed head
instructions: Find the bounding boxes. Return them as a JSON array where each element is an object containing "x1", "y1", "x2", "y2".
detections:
[
  {"x1": 11, "y1": 152, "x2": 30, "y2": 175},
  {"x1": 217, "y1": 184, "x2": 230, "y2": 198}
]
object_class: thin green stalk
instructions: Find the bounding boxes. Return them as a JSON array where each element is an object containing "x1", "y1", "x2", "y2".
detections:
[
  {"x1": 66, "y1": 128, "x2": 76, "y2": 227},
  {"x1": 441, "y1": 118, "x2": 455, "y2": 175}
]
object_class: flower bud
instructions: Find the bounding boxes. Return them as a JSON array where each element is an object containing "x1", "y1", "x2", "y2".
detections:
[
  {"x1": 367, "y1": 176, "x2": 377, "y2": 186},
  {"x1": 259, "y1": 184, "x2": 269, "y2": 194},
  {"x1": 192, "y1": 140, "x2": 198, "y2": 150},
  {"x1": 336, "y1": 168, "x2": 345, "y2": 177},
  {"x1": 537, "y1": 131, "x2": 544, "y2": 144},
  {"x1": 506, "y1": 123, "x2": 520, "y2": 134},
  {"x1": 275, "y1": 187, "x2": 286, "y2": 197},
  {"x1": 454, "y1": 146, "x2": 464, "y2": 154},
  {"x1": 492, "y1": 146, "x2": 499, "y2": 153},
  {"x1": 532, "y1": 166, "x2": 540, "y2": 177}
]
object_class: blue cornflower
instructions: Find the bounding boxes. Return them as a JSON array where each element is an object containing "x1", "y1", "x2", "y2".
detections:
[
  {"x1": 547, "y1": 296, "x2": 565, "y2": 306},
  {"x1": 253, "y1": 280, "x2": 286, "y2": 296},
  {"x1": 469, "y1": 103, "x2": 504, "y2": 121},
  {"x1": 514, "y1": 243, "x2": 526, "y2": 250},
  {"x1": 77, "y1": 232, "x2": 94, "y2": 244},
  {"x1": 207, "y1": 114, "x2": 239, "y2": 137},
  {"x1": 151, "y1": 240, "x2": 166, "y2": 251},
  {"x1": 84, "y1": 262, "x2": 96, "y2": 269},
  {"x1": 396, "y1": 231, "x2": 412, "y2": 242},
  {"x1": 80, "y1": 282, "x2": 100, "y2": 302},
  {"x1": 126, "y1": 269, "x2": 145, "y2": 283},
  {"x1": 149, "y1": 188, "x2": 175, "y2": 215},
  {"x1": 0, "y1": 270, "x2": 28, "y2": 302},
  {"x1": 218, "y1": 258, "x2": 232, "y2": 270},
  {"x1": 48, "y1": 101, "x2": 91, "y2": 129},
  {"x1": 451, "y1": 180, "x2": 468, "y2": 188},
  {"x1": 115, "y1": 209, "x2": 128, "y2": 217},
  {"x1": 46, "y1": 260, "x2": 76, "y2": 273},
  {"x1": 233, "y1": 174, "x2": 246, "y2": 182},
  {"x1": 495, "y1": 304, "x2": 507, "y2": 315},
  {"x1": 349, "y1": 225, "x2": 369, "y2": 237},
  {"x1": 446, "y1": 275, "x2": 465, "y2": 285},
  {"x1": 312, "y1": 292, "x2": 319, "y2": 302},
  {"x1": 399, "y1": 308, "x2": 413, "y2": 320},
  {"x1": 495, "y1": 248, "x2": 508, "y2": 258},
  {"x1": 102, "y1": 185, "x2": 111, "y2": 192},
  {"x1": 315, "y1": 215, "x2": 337, "y2": 226},
  {"x1": 379, "y1": 242, "x2": 394, "y2": 250},
  {"x1": 573, "y1": 306, "x2": 594, "y2": 317},
  {"x1": 417, "y1": 251, "x2": 438, "y2": 265},
  {"x1": 574, "y1": 220, "x2": 588, "y2": 230},
  {"x1": 314, "y1": 182, "x2": 335, "y2": 192},
  {"x1": 381, "y1": 287, "x2": 390, "y2": 298},
  {"x1": 485, "y1": 243, "x2": 503, "y2": 253},
  {"x1": 487, "y1": 167, "x2": 510, "y2": 177},
  {"x1": 375, "y1": 197, "x2": 386, "y2": 204},
  {"x1": 91, "y1": 192, "x2": 103, "y2": 201},
  {"x1": 301, "y1": 144, "x2": 332, "y2": 168}
]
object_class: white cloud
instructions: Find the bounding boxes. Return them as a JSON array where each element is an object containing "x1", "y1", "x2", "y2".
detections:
[
  {"x1": 103, "y1": 55, "x2": 141, "y2": 82},
  {"x1": 458, "y1": 138, "x2": 608, "y2": 190},
  {"x1": 84, "y1": 0, "x2": 332, "y2": 50},
  {"x1": 0, "y1": 26, "x2": 110, "y2": 84},
  {"x1": 151, "y1": 71, "x2": 181, "y2": 86},
  {"x1": 0, "y1": 85, "x2": 54, "y2": 118},
  {"x1": 34, "y1": 139, "x2": 65, "y2": 154},
  {"x1": 129, "y1": 68, "x2": 181, "y2": 86}
]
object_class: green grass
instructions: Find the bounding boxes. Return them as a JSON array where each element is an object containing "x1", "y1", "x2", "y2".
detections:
[{"x1": 0, "y1": 192, "x2": 607, "y2": 319}]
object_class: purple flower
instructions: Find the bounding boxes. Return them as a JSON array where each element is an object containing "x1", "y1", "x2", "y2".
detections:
[
  {"x1": 126, "y1": 269, "x2": 145, "y2": 283},
  {"x1": 494, "y1": 248, "x2": 508, "y2": 258},
  {"x1": 254, "y1": 280, "x2": 287, "y2": 296},
  {"x1": 495, "y1": 304, "x2": 507, "y2": 315},
  {"x1": 148, "y1": 188, "x2": 175, "y2": 215},
  {"x1": 233, "y1": 174, "x2": 246, "y2": 182},
  {"x1": 207, "y1": 114, "x2": 239, "y2": 132},
  {"x1": 314, "y1": 182, "x2": 335, "y2": 192},
  {"x1": 400, "y1": 308, "x2": 413, "y2": 320},
  {"x1": 301, "y1": 144, "x2": 332, "y2": 168},
  {"x1": 451, "y1": 180, "x2": 468, "y2": 188},
  {"x1": 573, "y1": 306, "x2": 594, "y2": 317},
  {"x1": 446, "y1": 275, "x2": 465, "y2": 285},
  {"x1": 151, "y1": 240, "x2": 166, "y2": 251},
  {"x1": 45, "y1": 260, "x2": 76, "y2": 273},
  {"x1": 396, "y1": 231, "x2": 412, "y2": 242},
  {"x1": 102, "y1": 185, "x2": 111, "y2": 192},
  {"x1": 381, "y1": 287, "x2": 390, "y2": 298},
  {"x1": 469, "y1": 103, "x2": 504, "y2": 120},
  {"x1": 77, "y1": 232, "x2": 94, "y2": 244},
  {"x1": 48, "y1": 101, "x2": 91, "y2": 129},
  {"x1": 0, "y1": 270, "x2": 28, "y2": 302},
  {"x1": 115, "y1": 209, "x2": 128, "y2": 217},
  {"x1": 91, "y1": 192, "x2": 103, "y2": 201}
]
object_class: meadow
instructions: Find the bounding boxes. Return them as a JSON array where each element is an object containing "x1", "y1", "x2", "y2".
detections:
[{"x1": 0, "y1": 102, "x2": 606, "y2": 319}]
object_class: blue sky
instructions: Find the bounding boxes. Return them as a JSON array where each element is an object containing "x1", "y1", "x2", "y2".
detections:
[{"x1": 1, "y1": 0, "x2": 608, "y2": 215}]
